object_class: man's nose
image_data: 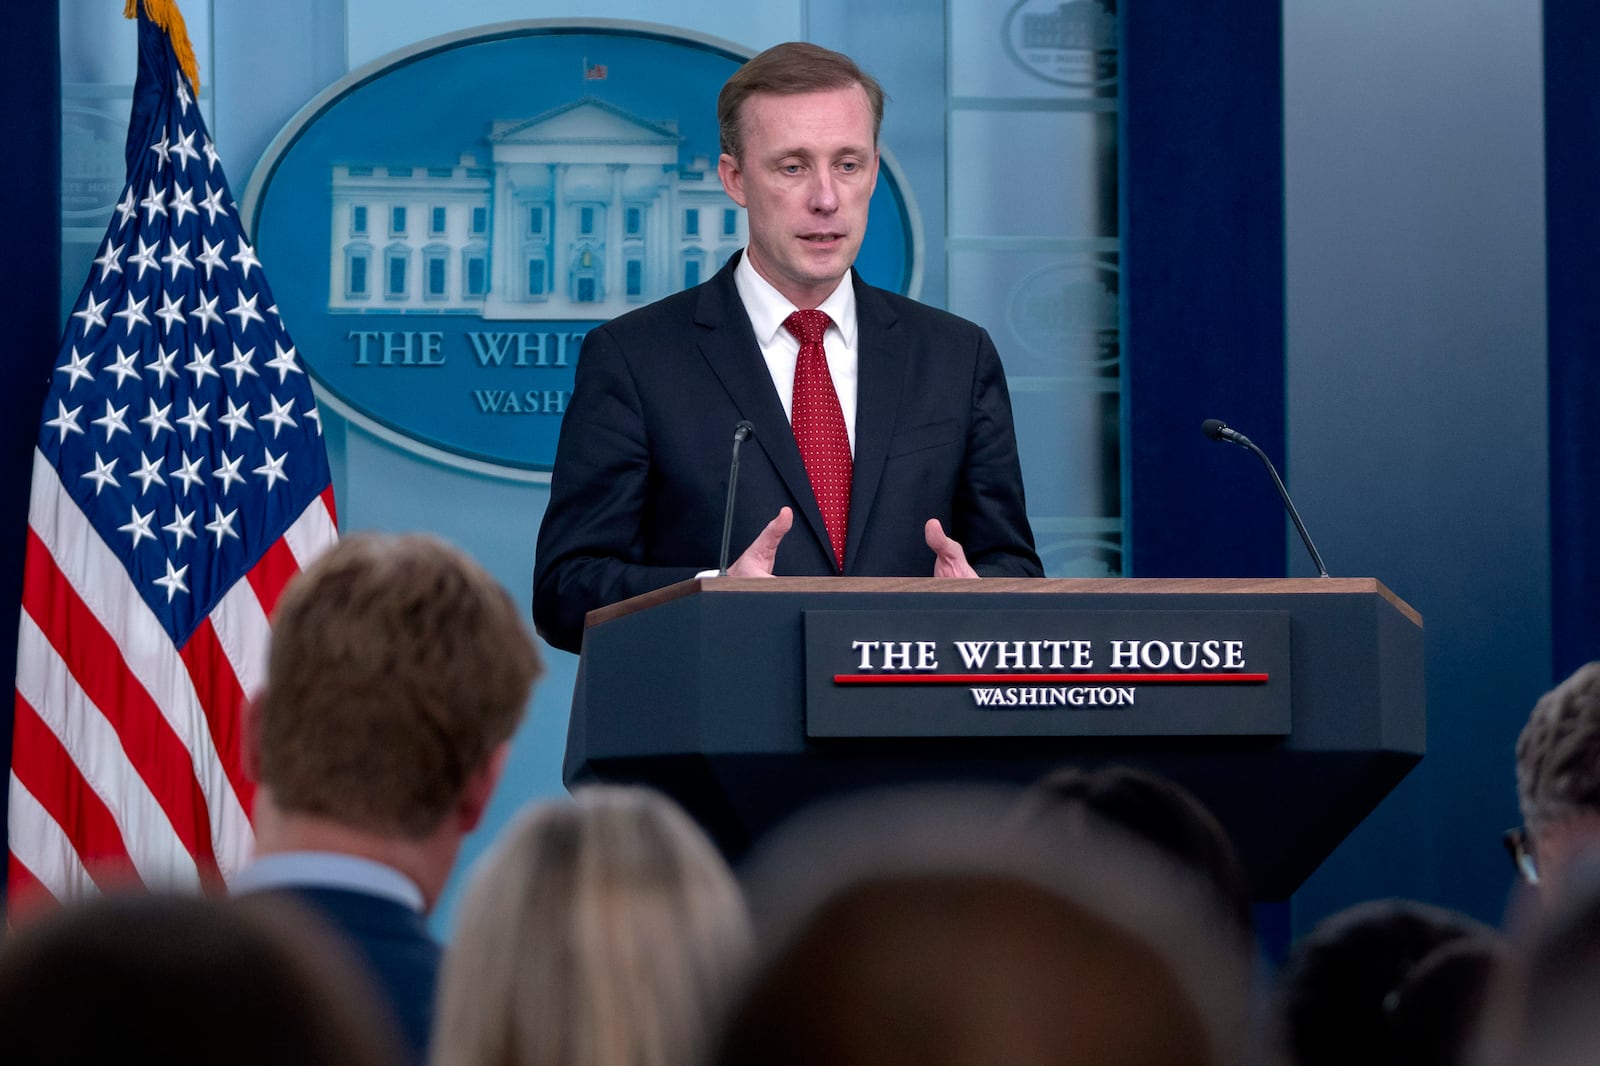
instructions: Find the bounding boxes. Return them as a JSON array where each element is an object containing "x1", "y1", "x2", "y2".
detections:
[{"x1": 809, "y1": 170, "x2": 839, "y2": 212}]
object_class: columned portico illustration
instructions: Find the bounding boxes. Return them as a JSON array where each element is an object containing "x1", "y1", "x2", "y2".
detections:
[{"x1": 328, "y1": 97, "x2": 746, "y2": 321}]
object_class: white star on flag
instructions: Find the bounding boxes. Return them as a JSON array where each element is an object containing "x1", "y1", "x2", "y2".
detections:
[
  {"x1": 73, "y1": 293, "x2": 109, "y2": 333},
  {"x1": 153, "y1": 558, "x2": 189, "y2": 602},
  {"x1": 57, "y1": 347, "x2": 95, "y2": 389},
  {"x1": 140, "y1": 398, "x2": 174, "y2": 440},
  {"x1": 107, "y1": 347, "x2": 142, "y2": 388},
  {"x1": 92, "y1": 401, "x2": 132, "y2": 441},
  {"x1": 128, "y1": 237, "x2": 161, "y2": 281},
  {"x1": 130, "y1": 451, "x2": 167, "y2": 493},
  {"x1": 95, "y1": 239, "x2": 125, "y2": 281},
  {"x1": 118, "y1": 506, "x2": 158, "y2": 548}
]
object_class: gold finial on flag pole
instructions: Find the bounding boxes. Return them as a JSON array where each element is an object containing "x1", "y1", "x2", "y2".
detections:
[{"x1": 123, "y1": 0, "x2": 201, "y2": 95}]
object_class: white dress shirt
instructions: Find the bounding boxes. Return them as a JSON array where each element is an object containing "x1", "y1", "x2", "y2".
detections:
[
  {"x1": 230, "y1": 850, "x2": 425, "y2": 912},
  {"x1": 733, "y1": 251, "x2": 860, "y2": 455}
]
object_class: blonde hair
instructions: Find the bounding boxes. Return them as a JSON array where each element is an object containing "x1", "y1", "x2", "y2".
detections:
[{"x1": 430, "y1": 786, "x2": 752, "y2": 1066}]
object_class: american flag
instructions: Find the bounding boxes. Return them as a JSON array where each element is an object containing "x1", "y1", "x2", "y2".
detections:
[{"x1": 7, "y1": 2, "x2": 337, "y2": 911}]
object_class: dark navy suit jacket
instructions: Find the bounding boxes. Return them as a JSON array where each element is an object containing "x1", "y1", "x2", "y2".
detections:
[
  {"x1": 282, "y1": 886, "x2": 441, "y2": 1066},
  {"x1": 533, "y1": 254, "x2": 1042, "y2": 654}
]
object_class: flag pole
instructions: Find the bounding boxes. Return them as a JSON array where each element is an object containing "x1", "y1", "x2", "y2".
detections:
[{"x1": 10, "y1": 0, "x2": 338, "y2": 919}]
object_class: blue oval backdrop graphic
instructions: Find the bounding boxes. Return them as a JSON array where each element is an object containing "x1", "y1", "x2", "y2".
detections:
[{"x1": 245, "y1": 23, "x2": 920, "y2": 475}]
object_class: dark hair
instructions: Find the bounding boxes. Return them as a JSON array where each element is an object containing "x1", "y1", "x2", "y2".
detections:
[
  {"x1": 717, "y1": 872, "x2": 1212, "y2": 1066},
  {"x1": 1273, "y1": 898, "x2": 1503, "y2": 1066},
  {"x1": 1012, "y1": 764, "x2": 1254, "y2": 937},
  {"x1": 721, "y1": 785, "x2": 1253, "y2": 1066},
  {"x1": 717, "y1": 42, "x2": 886, "y2": 163},
  {"x1": 1386, "y1": 938, "x2": 1506, "y2": 1066},
  {"x1": 0, "y1": 894, "x2": 400, "y2": 1065},
  {"x1": 1490, "y1": 854, "x2": 1600, "y2": 1064}
]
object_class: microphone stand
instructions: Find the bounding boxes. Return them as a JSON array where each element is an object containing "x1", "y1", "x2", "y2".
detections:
[
  {"x1": 1203, "y1": 419, "x2": 1330, "y2": 578},
  {"x1": 718, "y1": 422, "x2": 755, "y2": 575}
]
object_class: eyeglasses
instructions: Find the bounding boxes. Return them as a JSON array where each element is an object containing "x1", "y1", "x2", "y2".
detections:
[{"x1": 1504, "y1": 826, "x2": 1539, "y2": 885}]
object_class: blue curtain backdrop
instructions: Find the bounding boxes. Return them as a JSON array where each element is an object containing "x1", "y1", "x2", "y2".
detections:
[
  {"x1": 0, "y1": 1, "x2": 62, "y2": 908},
  {"x1": 1545, "y1": 0, "x2": 1600, "y2": 682},
  {"x1": 1122, "y1": 2, "x2": 1286, "y2": 579}
]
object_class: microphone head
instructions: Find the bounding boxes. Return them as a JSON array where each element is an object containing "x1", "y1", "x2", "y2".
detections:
[
  {"x1": 1201, "y1": 418, "x2": 1229, "y2": 441},
  {"x1": 734, "y1": 420, "x2": 754, "y2": 442}
]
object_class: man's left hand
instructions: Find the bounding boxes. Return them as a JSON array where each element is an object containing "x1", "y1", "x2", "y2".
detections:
[{"x1": 925, "y1": 519, "x2": 979, "y2": 579}]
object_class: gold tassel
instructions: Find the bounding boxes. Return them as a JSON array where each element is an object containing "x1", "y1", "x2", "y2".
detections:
[{"x1": 123, "y1": 0, "x2": 201, "y2": 96}]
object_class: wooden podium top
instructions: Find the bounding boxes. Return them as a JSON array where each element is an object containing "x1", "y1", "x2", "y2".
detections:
[{"x1": 586, "y1": 576, "x2": 1421, "y2": 632}]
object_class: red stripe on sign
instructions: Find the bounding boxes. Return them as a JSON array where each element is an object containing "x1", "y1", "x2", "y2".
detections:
[
  {"x1": 11, "y1": 694, "x2": 142, "y2": 893},
  {"x1": 832, "y1": 672, "x2": 1271, "y2": 685},
  {"x1": 21, "y1": 530, "x2": 220, "y2": 877},
  {"x1": 179, "y1": 617, "x2": 257, "y2": 820}
]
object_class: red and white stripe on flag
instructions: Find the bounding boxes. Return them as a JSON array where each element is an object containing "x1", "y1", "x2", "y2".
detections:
[
  {"x1": 7, "y1": 1, "x2": 338, "y2": 918},
  {"x1": 9, "y1": 462, "x2": 337, "y2": 907}
]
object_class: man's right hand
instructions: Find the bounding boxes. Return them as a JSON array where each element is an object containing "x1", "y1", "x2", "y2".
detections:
[{"x1": 726, "y1": 507, "x2": 794, "y2": 576}]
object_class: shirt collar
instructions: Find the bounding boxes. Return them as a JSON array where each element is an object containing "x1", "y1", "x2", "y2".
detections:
[
  {"x1": 231, "y1": 851, "x2": 426, "y2": 912},
  {"x1": 734, "y1": 250, "x2": 858, "y2": 348}
]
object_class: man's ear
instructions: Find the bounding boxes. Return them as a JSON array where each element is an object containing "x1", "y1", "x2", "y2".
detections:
[
  {"x1": 718, "y1": 152, "x2": 748, "y2": 207},
  {"x1": 457, "y1": 739, "x2": 512, "y2": 834}
]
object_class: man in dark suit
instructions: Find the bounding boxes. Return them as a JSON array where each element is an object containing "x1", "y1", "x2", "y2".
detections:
[
  {"x1": 234, "y1": 533, "x2": 543, "y2": 1064},
  {"x1": 534, "y1": 42, "x2": 1041, "y2": 655}
]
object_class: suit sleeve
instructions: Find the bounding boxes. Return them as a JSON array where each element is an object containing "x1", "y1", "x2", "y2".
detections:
[
  {"x1": 954, "y1": 329, "x2": 1044, "y2": 578},
  {"x1": 532, "y1": 325, "x2": 702, "y2": 653}
]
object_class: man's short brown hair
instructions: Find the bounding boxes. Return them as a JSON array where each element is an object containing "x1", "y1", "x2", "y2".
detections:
[
  {"x1": 253, "y1": 533, "x2": 542, "y2": 838},
  {"x1": 1516, "y1": 661, "x2": 1600, "y2": 830},
  {"x1": 717, "y1": 41, "x2": 886, "y2": 164}
]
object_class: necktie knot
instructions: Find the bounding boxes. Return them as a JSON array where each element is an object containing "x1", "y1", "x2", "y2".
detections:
[{"x1": 783, "y1": 309, "x2": 832, "y2": 348}]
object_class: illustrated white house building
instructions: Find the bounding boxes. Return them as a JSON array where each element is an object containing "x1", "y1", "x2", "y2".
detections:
[
  {"x1": 327, "y1": 97, "x2": 746, "y2": 319},
  {"x1": 1020, "y1": 1, "x2": 1117, "y2": 51}
]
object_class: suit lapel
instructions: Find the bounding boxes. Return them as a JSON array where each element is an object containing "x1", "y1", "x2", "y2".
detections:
[
  {"x1": 844, "y1": 276, "x2": 904, "y2": 573},
  {"x1": 694, "y1": 257, "x2": 834, "y2": 561}
]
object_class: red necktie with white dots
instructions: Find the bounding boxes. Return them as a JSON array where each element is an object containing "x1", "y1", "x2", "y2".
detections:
[{"x1": 784, "y1": 309, "x2": 851, "y2": 571}]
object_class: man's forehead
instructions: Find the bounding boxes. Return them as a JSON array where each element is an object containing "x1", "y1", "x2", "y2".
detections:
[
  {"x1": 741, "y1": 86, "x2": 874, "y2": 124},
  {"x1": 740, "y1": 86, "x2": 878, "y2": 153}
]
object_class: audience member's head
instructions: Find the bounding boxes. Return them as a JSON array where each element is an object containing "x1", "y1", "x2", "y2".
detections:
[
  {"x1": 1271, "y1": 898, "x2": 1505, "y2": 1066},
  {"x1": 1474, "y1": 855, "x2": 1600, "y2": 1066},
  {"x1": 717, "y1": 785, "x2": 1252, "y2": 1066},
  {"x1": 0, "y1": 893, "x2": 400, "y2": 1065},
  {"x1": 430, "y1": 785, "x2": 752, "y2": 1066},
  {"x1": 1515, "y1": 662, "x2": 1600, "y2": 897},
  {"x1": 1012, "y1": 763, "x2": 1254, "y2": 938},
  {"x1": 249, "y1": 532, "x2": 542, "y2": 907}
]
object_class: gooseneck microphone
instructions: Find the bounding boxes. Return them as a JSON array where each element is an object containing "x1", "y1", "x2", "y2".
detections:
[
  {"x1": 1201, "y1": 418, "x2": 1330, "y2": 578},
  {"x1": 718, "y1": 421, "x2": 756, "y2": 575}
]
